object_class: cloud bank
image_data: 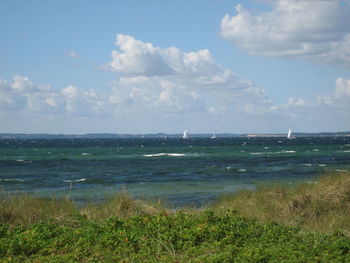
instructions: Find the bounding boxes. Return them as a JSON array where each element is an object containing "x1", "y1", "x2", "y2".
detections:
[
  {"x1": 106, "y1": 34, "x2": 270, "y2": 115},
  {"x1": 0, "y1": 75, "x2": 106, "y2": 117},
  {"x1": 1, "y1": 34, "x2": 349, "y2": 133},
  {"x1": 221, "y1": 0, "x2": 350, "y2": 66}
]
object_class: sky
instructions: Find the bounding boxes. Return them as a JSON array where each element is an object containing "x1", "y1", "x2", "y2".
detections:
[{"x1": 0, "y1": 0, "x2": 349, "y2": 134}]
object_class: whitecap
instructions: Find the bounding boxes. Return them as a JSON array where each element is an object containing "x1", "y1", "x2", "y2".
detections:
[
  {"x1": 81, "y1": 153, "x2": 91, "y2": 156},
  {"x1": 143, "y1": 153, "x2": 185, "y2": 157},
  {"x1": 0, "y1": 178, "x2": 25, "y2": 182},
  {"x1": 336, "y1": 169, "x2": 348, "y2": 172},
  {"x1": 168, "y1": 153, "x2": 186, "y2": 157},
  {"x1": 312, "y1": 149, "x2": 319, "y2": 152},
  {"x1": 282, "y1": 150, "x2": 296, "y2": 153},
  {"x1": 250, "y1": 152, "x2": 264, "y2": 155},
  {"x1": 318, "y1": 164, "x2": 327, "y2": 167},
  {"x1": 75, "y1": 178, "x2": 87, "y2": 182},
  {"x1": 143, "y1": 153, "x2": 166, "y2": 157},
  {"x1": 225, "y1": 166, "x2": 232, "y2": 170},
  {"x1": 64, "y1": 178, "x2": 87, "y2": 183},
  {"x1": 302, "y1": 164, "x2": 312, "y2": 167},
  {"x1": 264, "y1": 147, "x2": 270, "y2": 149},
  {"x1": 238, "y1": 169, "x2": 247, "y2": 172},
  {"x1": 16, "y1": 159, "x2": 24, "y2": 162}
]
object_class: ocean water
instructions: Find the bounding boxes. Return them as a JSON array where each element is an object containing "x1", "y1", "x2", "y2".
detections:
[{"x1": 0, "y1": 137, "x2": 349, "y2": 207}]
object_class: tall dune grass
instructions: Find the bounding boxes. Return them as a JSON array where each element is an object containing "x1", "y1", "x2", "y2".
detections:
[
  {"x1": 0, "y1": 194, "x2": 79, "y2": 226},
  {"x1": 81, "y1": 191, "x2": 166, "y2": 221},
  {"x1": 0, "y1": 191, "x2": 165, "y2": 226},
  {"x1": 211, "y1": 171, "x2": 350, "y2": 234}
]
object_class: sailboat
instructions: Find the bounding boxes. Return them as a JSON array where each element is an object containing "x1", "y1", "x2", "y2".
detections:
[
  {"x1": 183, "y1": 130, "x2": 189, "y2": 139},
  {"x1": 211, "y1": 134, "x2": 216, "y2": 139},
  {"x1": 287, "y1": 128, "x2": 295, "y2": 139}
]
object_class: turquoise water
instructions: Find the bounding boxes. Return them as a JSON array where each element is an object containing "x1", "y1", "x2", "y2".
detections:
[{"x1": 0, "y1": 137, "x2": 349, "y2": 206}]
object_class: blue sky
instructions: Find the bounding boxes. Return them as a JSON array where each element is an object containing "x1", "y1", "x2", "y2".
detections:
[{"x1": 0, "y1": 0, "x2": 349, "y2": 134}]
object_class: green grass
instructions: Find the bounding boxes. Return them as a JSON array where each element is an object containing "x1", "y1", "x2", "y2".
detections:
[{"x1": 1, "y1": 171, "x2": 350, "y2": 262}]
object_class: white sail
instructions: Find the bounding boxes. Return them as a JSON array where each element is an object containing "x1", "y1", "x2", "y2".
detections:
[
  {"x1": 287, "y1": 128, "x2": 292, "y2": 139},
  {"x1": 183, "y1": 130, "x2": 188, "y2": 139}
]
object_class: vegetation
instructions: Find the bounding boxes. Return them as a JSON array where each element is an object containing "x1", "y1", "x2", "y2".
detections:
[
  {"x1": 212, "y1": 171, "x2": 350, "y2": 235},
  {"x1": 0, "y1": 171, "x2": 350, "y2": 262},
  {"x1": 2, "y1": 211, "x2": 350, "y2": 262}
]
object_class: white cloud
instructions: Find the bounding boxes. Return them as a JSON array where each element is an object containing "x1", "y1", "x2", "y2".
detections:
[
  {"x1": 107, "y1": 34, "x2": 172, "y2": 76},
  {"x1": 105, "y1": 34, "x2": 272, "y2": 116},
  {"x1": 335, "y1": 77, "x2": 350, "y2": 98},
  {"x1": 0, "y1": 75, "x2": 59, "y2": 112},
  {"x1": 221, "y1": 0, "x2": 350, "y2": 65},
  {"x1": 107, "y1": 34, "x2": 236, "y2": 81},
  {"x1": 2, "y1": 34, "x2": 348, "y2": 133},
  {"x1": 65, "y1": 50, "x2": 80, "y2": 59},
  {"x1": 317, "y1": 77, "x2": 350, "y2": 111},
  {"x1": 287, "y1": 97, "x2": 306, "y2": 107},
  {"x1": 0, "y1": 75, "x2": 107, "y2": 116}
]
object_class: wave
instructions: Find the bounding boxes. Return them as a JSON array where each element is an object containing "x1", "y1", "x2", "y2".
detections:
[
  {"x1": 63, "y1": 178, "x2": 87, "y2": 183},
  {"x1": 0, "y1": 178, "x2": 25, "y2": 182},
  {"x1": 250, "y1": 150, "x2": 296, "y2": 155},
  {"x1": 281, "y1": 150, "x2": 296, "y2": 153},
  {"x1": 143, "y1": 153, "x2": 186, "y2": 157},
  {"x1": 16, "y1": 159, "x2": 32, "y2": 163},
  {"x1": 81, "y1": 153, "x2": 91, "y2": 156}
]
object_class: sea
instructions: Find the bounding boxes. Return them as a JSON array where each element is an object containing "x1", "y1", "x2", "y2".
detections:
[{"x1": 0, "y1": 137, "x2": 349, "y2": 207}]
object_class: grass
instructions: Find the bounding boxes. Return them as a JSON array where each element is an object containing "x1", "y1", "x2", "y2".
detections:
[
  {"x1": 81, "y1": 191, "x2": 166, "y2": 222},
  {"x1": 0, "y1": 194, "x2": 79, "y2": 226},
  {"x1": 211, "y1": 171, "x2": 350, "y2": 235},
  {"x1": 1, "y1": 171, "x2": 350, "y2": 262}
]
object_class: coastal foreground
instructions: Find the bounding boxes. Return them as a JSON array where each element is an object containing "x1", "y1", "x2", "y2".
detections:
[{"x1": 1, "y1": 171, "x2": 350, "y2": 262}]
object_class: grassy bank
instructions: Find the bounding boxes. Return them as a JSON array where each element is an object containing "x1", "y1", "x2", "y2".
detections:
[
  {"x1": 1, "y1": 171, "x2": 350, "y2": 262},
  {"x1": 212, "y1": 171, "x2": 350, "y2": 235}
]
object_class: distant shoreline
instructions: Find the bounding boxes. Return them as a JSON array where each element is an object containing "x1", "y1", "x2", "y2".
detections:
[{"x1": 0, "y1": 131, "x2": 349, "y2": 139}]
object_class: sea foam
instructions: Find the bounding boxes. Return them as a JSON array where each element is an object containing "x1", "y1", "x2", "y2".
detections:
[
  {"x1": 64, "y1": 178, "x2": 87, "y2": 183},
  {"x1": 143, "y1": 153, "x2": 186, "y2": 157}
]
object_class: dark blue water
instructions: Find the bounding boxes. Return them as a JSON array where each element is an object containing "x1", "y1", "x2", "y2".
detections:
[{"x1": 0, "y1": 137, "x2": 349, "y2": 206}]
